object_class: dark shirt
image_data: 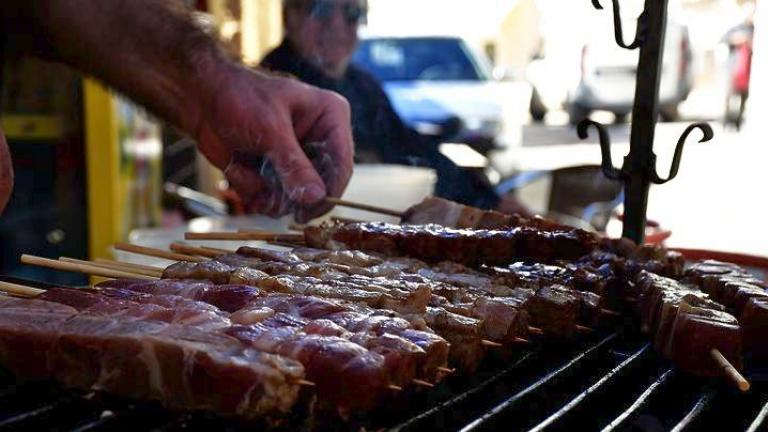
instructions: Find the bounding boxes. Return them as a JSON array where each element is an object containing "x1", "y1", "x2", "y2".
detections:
[{"x1": 261, "y1": 40, "x2": 499, "y2": 209}]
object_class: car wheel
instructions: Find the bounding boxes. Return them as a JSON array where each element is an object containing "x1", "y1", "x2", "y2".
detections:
[
  {"x1": 568, "y1": 103, "x2": 590, "y2": 126},
  {"x1": 529, "y1": 88, "x2": 547, "y2": 123}
]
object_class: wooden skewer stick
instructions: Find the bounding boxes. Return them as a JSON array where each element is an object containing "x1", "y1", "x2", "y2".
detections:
[
  {"x1": 288, "y1": 223, "x2": 306, "y2": 232},
  {"x1": 0, "y1": 281, "x2": 45, "y2": 297},
  {"x1": 412, "y1": 379, "x2": 435, "y2": 388},
  {"x1": 94, "y1": 258, "x2": 164, "y2": 275},
  {"x1": 710, "y1": 348, "x2": 750, "y2": 392},
  {"x1": 481, "y1": 340, "x2": 503, "y2": 348},
  {"x1": 185, "y1": 232, "x2": 306, "y2": 243},
  {"x1": 600, "y1": 308, "x2": 621, "y2": 317},
  {"x1": 325, "y1": 197, "x2": 404, "y2": 218},
  {"x1": 330, "y1": 216, "x2": 366, "y2": 224},
  {"x1": 169, "y1": 243, "x2": 221, "y2": 259},
  {"x1": 575, "y1": 325, "x2": 594, "y2": 334},
  {"x1": 114, "y1": 243, "x2": 207, "y2": 263},
  {"x1": 437, "y1": 366, "x2": 455, "y2": 374},
  {"x1": 199, "y1": 246, "x2": 235, "y2": 255},
  {"x1": 61, "y1": 257, "x2": 163, "y2": 278},
  {"x1": 528, "y1": 326, "x2": 545, "y2": 336},
  {"x1": 21, "y1": 255, "x2": 156, "y2": 281},
  {"x1": 513, "y1": 337, "x2": 531, "y2": 345},
  {"x1": 267, "y1": 240, "x2": 308, "y2": 249},
  {"x1": 297, "y1": 379, "x2": 316, "y2": 387},
  {"x1": 387, "y1": 384, "x2": 403, "y2": 391}
]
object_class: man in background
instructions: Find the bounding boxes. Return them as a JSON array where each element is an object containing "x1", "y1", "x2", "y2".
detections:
[{"x1": 262, "y1": 0, "x2": 528, "y2": 212}]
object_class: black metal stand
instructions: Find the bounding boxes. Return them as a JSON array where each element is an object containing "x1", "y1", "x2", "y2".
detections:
[{"x1": 578, "y1": 0, "x2": 714, "y2": 244}]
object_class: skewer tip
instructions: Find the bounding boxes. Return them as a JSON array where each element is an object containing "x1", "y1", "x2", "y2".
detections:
[
  {"x1": 575, "y1": 325, "x2": 594, "y2": 333},
  {"x1": 297, "y1": 379, "x2": 316, "y2": 387},
  {"x1": 481, "y1": 339, "x2": 503, "y2": 348},
  {"x1": 527, "y1": 326, "x2": 544, "y2": 336},
  {"x1": 710, "y1": 348, "x2": 750, "y2": 392},
  {"x1": 437, "y1": 366, "x2": 455, "y2": 374},
  {"x1": 513, "y1": 337, "x2": 531, "y2": 345},
  {"x1": 412, "y1": 379, "x2": 435, "y2": 388},
  {"x1": 387, "y1": 384, "x2": 403, "y2": 392}
]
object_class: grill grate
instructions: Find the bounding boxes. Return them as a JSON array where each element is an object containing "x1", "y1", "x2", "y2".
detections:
[{"x1": 1, "y1": 277, "x2": 767, "y2": 431}]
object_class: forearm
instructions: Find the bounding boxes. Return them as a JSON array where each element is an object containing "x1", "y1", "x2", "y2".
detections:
[{"x1": 1, "y1": 0, "x2": 235, "y2": 133}]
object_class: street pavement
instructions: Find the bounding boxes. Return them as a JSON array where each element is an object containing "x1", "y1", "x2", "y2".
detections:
[{"x1": 496, "y1": 119, "x2": 768, "y2": 257}]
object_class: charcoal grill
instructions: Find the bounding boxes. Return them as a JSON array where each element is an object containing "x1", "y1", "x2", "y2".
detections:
[{"x1": 3, "y1": 269, "x2": 768, "y2": 432}]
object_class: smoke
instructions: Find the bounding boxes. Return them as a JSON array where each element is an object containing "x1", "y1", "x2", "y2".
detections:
[{"x1": 224, "y1": 140, "x2": 339, "y2": 221}]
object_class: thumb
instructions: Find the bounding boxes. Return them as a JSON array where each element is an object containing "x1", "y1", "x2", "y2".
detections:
[{"x1": 267, "y1": 133, "x2": 327, "y2": 205}]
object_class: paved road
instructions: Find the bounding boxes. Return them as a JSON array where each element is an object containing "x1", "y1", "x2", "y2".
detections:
[{"x1": 494, "y1": 120, "x2": 768, "y2": 257}]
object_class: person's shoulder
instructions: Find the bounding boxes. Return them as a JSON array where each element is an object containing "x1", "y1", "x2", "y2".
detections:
[{"x1": 346, "y1": 64, "x2": 387, "y2": 93}]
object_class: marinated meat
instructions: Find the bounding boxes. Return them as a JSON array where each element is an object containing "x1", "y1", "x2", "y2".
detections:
[{"x1": 0, "y1": 297, "x2": 303, "y2": 420}]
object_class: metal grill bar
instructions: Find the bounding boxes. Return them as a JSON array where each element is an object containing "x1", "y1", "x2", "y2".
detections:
[
  {"x1": 0, "y1": 398, "x2": 73, "y2": 429},
  {"x1": 670, "y1": 392, "x2": 714, "y2": 432},
  {"x1": 746, "y1": 398, "x2": 768, "y2": 432},
  {"x1": 391, "y1": 352, "x2": 536, "y2": 431},
  {"x1": 68, "y1": 410, "x2": 120, "y2": 432},
  {"x1": 528, "y1": 344, "x2": 651, "y2": 432},
  {"x1": 459, "y1": 333, "x2": 619, "y2": 431},
  {"x1": 600, "y1": 368, "x2": 676, "y2": 431}
]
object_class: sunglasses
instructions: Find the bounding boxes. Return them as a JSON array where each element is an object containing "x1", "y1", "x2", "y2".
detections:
[{"x1": 303, "y1": 0, "x2": 368, "y2": 24}]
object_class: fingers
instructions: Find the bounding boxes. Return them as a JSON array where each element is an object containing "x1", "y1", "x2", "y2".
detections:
[
  {"x1": 195, "y1": 71, "x2": 354, "y2": 218},
  {"x1": 0, "y1": 131, "x2": 13, "y2": 214},
  {"x1": 292, "y1": 90, "x2": 354, "y2": 222},
  {"x1": 265, "y1": 134, "x2": 326, "y2": 205}
]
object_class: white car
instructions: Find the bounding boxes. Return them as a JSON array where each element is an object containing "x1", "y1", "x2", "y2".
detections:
[
  {"x1": 353, "y1": 36, "x2": 531, "y2": 154},
  {"x1": 567, "y1": 20, "x2": 693, "y2": 124}
]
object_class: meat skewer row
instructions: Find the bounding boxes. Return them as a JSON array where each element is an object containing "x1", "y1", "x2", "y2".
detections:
[
  {"x1": 115, "y1": 243, "x2": 614, "y2": 344},
  {"x1": 117, "y1": 243, "x2": 604, "y2": 343},
  {"x1": 681, "y1": 261, "x2": 768, "y2": 365},
  {"x1": 0, "y1": 280, "x2": 436, "y2": 416},
  {"x1": 232, "y1": 245, "x2": 618, "y2": 320},
  {"x1": 27, "y1": 254, "x2": 503, "y2": 373},
  {"x1": 106, "y1": 246, "x2": 534, "y2": 350},
  {"x1": 20, "y1": 257, "x2": 455, "y2": 387},
  {"x1": 51, "y1": 285, "x2": 421, "y2": 413},
  {"x1": 23, "y1": 255, "x2": 459, "y2": 382},
  {"x1": 175, "y1": 246, "x2": 757, "y2": 391},
  {"x1": 170, "y1": 243, "x2": 609, "y2": 337},
  {"x1": 95, "y1": 276, "x2": 457, "y2": 378},
  {"x1": 632, "y1": 271, "x2": 750, "y2": 391},
  {"x1": 165, "y1": 256, "x2": 605, "y2": 345},
  {"x1": 0, "y1": 285, "x2": 305, "y2": 422},
  {"x1": 326, "y1": 196, "x2": 592, "y2": 236},
  {"x1": 187, "y1": 221, "x2": 599, "y2": 266},
  {"x1": 158, "y1": 261, "x2": 519, "y2": 371},
  {"x1": 220, "y1": 247, "x2": 609, "y2": 337}
]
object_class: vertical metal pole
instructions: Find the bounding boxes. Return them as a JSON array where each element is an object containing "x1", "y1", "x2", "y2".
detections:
[{"x1": 622, "y1": 0, "x2": 668, "y2": 243}]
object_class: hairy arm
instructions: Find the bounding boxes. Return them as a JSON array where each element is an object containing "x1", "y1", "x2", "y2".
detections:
[
  {"x1": 2, "y1": 0, "x2": 215, "y2": 134},
  {"x1": 0, "y1": 0, "x2": 354, "y2": 219}
]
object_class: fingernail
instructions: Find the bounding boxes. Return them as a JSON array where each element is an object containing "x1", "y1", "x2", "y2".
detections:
[{"x1": 304, "y1": 183, "x2": 325, "y2": 202}]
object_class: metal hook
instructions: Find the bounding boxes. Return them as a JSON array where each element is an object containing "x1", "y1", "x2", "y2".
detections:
[
  {"x1": 650, "y1": 122, "x2": 714, "y2": 184},
  {"x1": 590, "y1": 0, "x2": 647, "y2": 50},
  {"x1": 577, "y1": 119, "x2": 623, "y2": 181}
]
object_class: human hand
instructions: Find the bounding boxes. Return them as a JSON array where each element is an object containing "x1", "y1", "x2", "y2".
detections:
[
  {"x1": 193, "y1": 65, "x2": 354, "y2": 222},
  {"x1": 0, "y1": 131, "x2": 13, "y2": 215}
]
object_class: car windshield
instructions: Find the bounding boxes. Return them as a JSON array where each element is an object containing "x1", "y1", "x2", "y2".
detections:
[{"x1": 353, "y1": 37, "x2": 489, "y2": 82}]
